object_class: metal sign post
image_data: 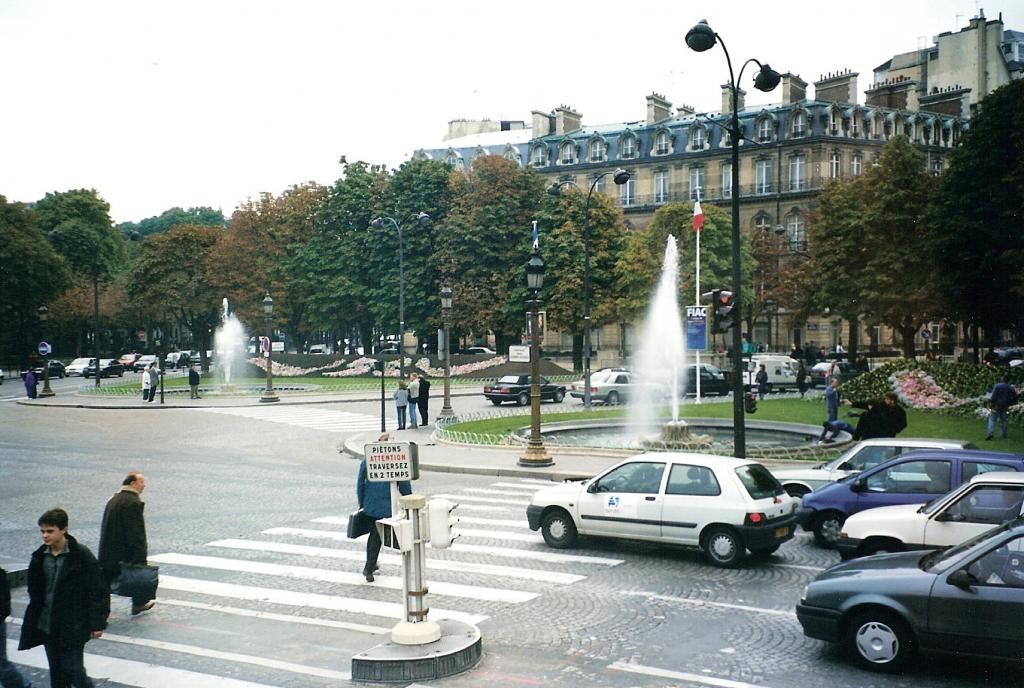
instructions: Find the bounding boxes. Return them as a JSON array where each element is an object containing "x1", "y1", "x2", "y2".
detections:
[{"x1": 686, "y1": 306, "x2": 708, "y2": 403}]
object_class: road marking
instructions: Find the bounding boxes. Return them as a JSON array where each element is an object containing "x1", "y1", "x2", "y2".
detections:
[
  {"x1": 6, "y1": 638, "x2": 281, "y2": 688},
  {"x1": 462, "y1": 487, "x2": 539, "y2": 497},
  {"x1": 609, "y1": 660, "x2": 773, "y2": 688},
  {"x1": 151, "y1": 553, "x2": 536, "y2": 603},
  {"x1": 771, "y1": 563, "x2": 826, "y2": 572},
  {"x1": 621, "y1": 591, "x2": 797, "y2": 618},
  {"x1": 490, "y1": 482, "x2": 545, "y2": 491},
  {"x1": 433, "y1": 493, "x2": 530, "y2": 506},
  {"x1": 157, "y1": 575, "x2": 487, "y2": 625},
  {"x1": 209, "y1": 538, "x2": 585, "y2": 584},
  {"x1": 443, "y1": 503, "x2": 512, "y2": 513},
  {"x1": 262, "y1": 527, "x2": 623, "y2": 565},
  {"x1": 193, "y1": 406, "x2": 381, "y2": 433},
  {"x1": 158, "y1": 598, "x2": 390, "y2": 634},
  {"x1": 313, "y1": 514, "x2": 530, "y2": 530}
]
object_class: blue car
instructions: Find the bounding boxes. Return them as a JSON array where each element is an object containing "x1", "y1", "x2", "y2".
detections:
[{"x1": 798, "y1": 449, "x2": 1024, "y2": 547}]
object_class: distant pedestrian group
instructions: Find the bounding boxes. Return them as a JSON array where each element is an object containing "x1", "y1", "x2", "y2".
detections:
[{"x1": 392, "y1": 373, "x2": 431, "y2": 430}]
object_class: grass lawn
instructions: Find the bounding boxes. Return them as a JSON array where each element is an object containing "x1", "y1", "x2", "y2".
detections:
[{"x1": 450, "y1": 397, "x2": 1024, "y2": 453}]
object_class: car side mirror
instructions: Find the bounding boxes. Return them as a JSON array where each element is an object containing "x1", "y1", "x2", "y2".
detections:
[
  {"x1": 587, "y1": 481, "x2": 600, "y2": 494},
  {"x1": 947, "y1": 569, "x2": 977, "y2": 589},
  {"x1": 851, "y1": 478, "x2": 867, "y2": 493},
  {"x1": 935, "y1": 512, "x2": 965, "y2": 523}
]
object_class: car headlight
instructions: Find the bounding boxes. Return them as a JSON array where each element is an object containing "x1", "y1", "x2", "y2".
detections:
[{"x1": 800, "y1": 584, "x2": 809, "y2": 602}]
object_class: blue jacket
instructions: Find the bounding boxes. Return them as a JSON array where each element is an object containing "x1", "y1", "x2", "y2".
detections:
[
  {"x1": 356, "y1": 459, "x2": 412, "y2": 518},
  {"x1": 991, "y1": 382, "x2": 1019, "y2": 412},
  {"x1": 824, "y1": 386, "x2": 839, "y2": 418}
]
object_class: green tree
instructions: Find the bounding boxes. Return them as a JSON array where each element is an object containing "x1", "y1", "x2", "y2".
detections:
[
  {"x1": 933, "y1": 80, "x2": 1024, "y2": 351},
  {"x1": 119, "y1": 206, "x2": 225, "y2": 238}
]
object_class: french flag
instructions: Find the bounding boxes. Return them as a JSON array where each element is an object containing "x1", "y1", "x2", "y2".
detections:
[{"x1": 693, "y1": 196, "x2": 704, "y2": 233}]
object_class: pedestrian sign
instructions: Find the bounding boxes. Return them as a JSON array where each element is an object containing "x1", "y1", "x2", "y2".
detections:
[
  {"x1": 364, "y1": 441, "x2": 419, "y2": 482},
  {"x1": 685, "y1": 306, "x2": 708, "y2": 351},
  {"x1": 37, "y1": 341, "x2": 51, "y2": 356}
]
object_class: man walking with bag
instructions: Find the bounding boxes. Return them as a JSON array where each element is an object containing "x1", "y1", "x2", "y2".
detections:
[
  {"x1": 356, "y1": 438, "x2": 411, "y2": 582},
  {"x1": 98, "y1": 473, "x2": 155, "y2": 615}
]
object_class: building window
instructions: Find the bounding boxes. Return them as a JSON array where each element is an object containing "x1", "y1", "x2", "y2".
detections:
[
  {"x1": 829, "y1": 111, "x2": 840, "y2": 135},
  {"x1": 721, "y1": 162, "x2": 732, "y2": 198},
  {"x1": 620, "y1": 178, "x2": 636, "y2": 207},
  {"x1": 829, "y1": 152, "x2": 841, "y2": 179},
  {"x1": 851, "y1": 154, "x2": 862, "y2": 176},
  {"x1": 755, "y1": 159, "x2": 772, "y2": 194},
  {"x1": 931, "y1": 157, "x2": 943, "y2": 175},
  {"x1": 689, "y1": 167, "x2": 704, "y2": 200},
  {"x1": 531, "y1": 145, "x2": 547, "y2": 167},
  {"x1": 592, "y1": 175, "x2": 606, "y2": 194},
  {"x1": 504, "y1": 147, "x2": 519, "y2": 164},
  {"x1": 787, "y1": 213, "x2": 806, "y2": 252},
  {"x1": 654, "y1": 171, "x2": 668, "y2": 204},
  {"x1": 621, "y1": 135, "x2": 636, "y2": 159},
  {"x1": 791, "y1": 111, "x2": 807, "y2": 138},
  {"x1": 589, "y1": 140, "x2": 604, "y2": 162},
  {"x1": 691, "y1": 127, "x2": 705, "y2": 150},
  {"x1": 755, "y1": 215, "x2": 772, "y2": 235},
  {"x1": 560, "y1": 142, "x2": 575, "y2": 165},
  {"x1": 758, "y1": 118, "x2": 772, "y2": 142},
  {"x1": 790, "y1": 155, "x2": 806, "y2": 191},
  {"x1": 655, "y1": 131, "x2": 670, "y2": 155},
  {"x1": 445, "y1": 154, "x2": 458, "y2": 168}
]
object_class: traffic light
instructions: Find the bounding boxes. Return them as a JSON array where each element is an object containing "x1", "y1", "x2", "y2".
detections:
[
  {"x1": 714, "y1": 290, "x2": 736, "y2": 333},
  {"x1": 427, "y1": 498, "x2": 459, "y2": 550}
]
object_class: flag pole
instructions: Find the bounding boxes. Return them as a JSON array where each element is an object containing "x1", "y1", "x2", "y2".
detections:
[{"x1": 694, "y1": 190, "x2": 702, "y2": 403}]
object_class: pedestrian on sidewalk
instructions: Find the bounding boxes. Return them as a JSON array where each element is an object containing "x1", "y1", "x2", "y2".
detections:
[
  {"x1": 417, "y1": 374, "x2": 431, "y2": 426},
  {"x1": 0, "y1": 565, "x2": 32, "y2": 688},
  {"x1": 796, "y1": 361, "x2": 809, "y2": 398},
  {"x1": 824, "y1": 378, "x2": 840, "y2": 422},
  {"x1": 146, "y1": 363, "x2": 159, "y2": 402},
  {"x1": 356, "y1": 437, "x2": 411, "y2": 582},
  {"x1": 407, "y1": 374, "x2": 420, "y2": 428},
  {"x1": 19, "y1": 508, "x2": 109, "y2": 688},
  {"x1": 141, "y1": 366, "x2": 152, "y2": 402},
  {"x1": 188, "y1": 363, "x2": 201, "y2": 399},
  {"x1": 24, "y1": 370, "x2": 37, "y2": 399},
  {"x1": 98, "y1": 473, "x2": 155, "y2": 616},
  {"x1": 755, "y1": 364, "x2": 769, "y2": 400},
  {"x1": 986, "y1": 375, "x2": 1019, "y2": 441},
  {"x1": 393, "y1": 381, "x2": 409, "y2": 430}
]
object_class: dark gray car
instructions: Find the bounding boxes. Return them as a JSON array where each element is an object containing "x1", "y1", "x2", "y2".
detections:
[{"x1": 797, "y1": 517, "x2": 1024, "y2": 672}]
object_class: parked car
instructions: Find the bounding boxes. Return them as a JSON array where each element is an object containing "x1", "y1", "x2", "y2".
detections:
[
  {"x1": 483, "y1": 375, "x2": 565, "y2": 406},
  {"x1": 809, "y1": 360, "x2": 860, "y2": 387},
  {"x1": 21, "y1": 360, "x2": 66, "y2": 379},
  {"x1": 84, "y1": 359, "x2": 125, "y2": 378},
  {"x1": 117, "y1": 352, "x2": 141, "y2": 369},
  {"x1": 308, "y1": 344, "x2": 330, "y2": 355},
  {"x1": 463, "y1": 346, "x2": 496, "y2": 355},
  {"x1": 991, "y1": 347, "x2": 1024, "y2": 366},
  {"x1": 683, "y1": 363, "x2": 732, "y2": 396},
  {"x1": 837, "y1": 471, "x2": 1024, "y2": 559},
  {"x1": 798, "y1": 449, "x2": 1024, "y2": 547},
  {"x1": 741, "y1": 355, "x2": 800, "y2": 392},
  {"x1": 527, "y1": 452, "x2": 799, "y2": 567},
  {"x1": 770, "y1": 438, "x2": 977, "y2": 498},
  {"x1": 65, "y1": 357, "x2": 93, "y2": 377},
  {"x1": 164, "y1": 351, "x2": 191, "y2": 368},
  {"x1": 570, "y1": 368, "x2": 660, "y2": 405},
  {"x1": 0, "y1": 368, "x2": 4, "y2": 384},
  {"x1": 133, "y1": 355, "x2": 158, "y2": 372},
  {"x1": 797, "y1": 517, "x2": 1024, "y2": 672}
]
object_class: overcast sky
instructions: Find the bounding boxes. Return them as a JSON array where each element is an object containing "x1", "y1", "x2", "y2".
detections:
[{"x1": 1, "y1": 0, "x2": 1019, "y2": 223}]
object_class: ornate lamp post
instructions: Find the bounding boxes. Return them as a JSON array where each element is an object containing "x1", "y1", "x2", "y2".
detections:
[
  {"x1": 686, "y1": 18, "x2": 780, "y2": 459},
  {"x1": 371, "y1": 212, "x2": 431, "y2": 380},
  {"x1": 260, "y1": 292, "x2": 279, "y2": 403},
  {"x1": 439, "y1": 284, "x2": 455, "y2": 418},
  {"x1": 519, "y1": 253, "x2": 553, "y2": 467},
  {"x1": 547, "y1": 168, "x2": 630, "y2": 409},
  {"x1": 37, "y1": 306, "x2": 55, "y2": 398}
]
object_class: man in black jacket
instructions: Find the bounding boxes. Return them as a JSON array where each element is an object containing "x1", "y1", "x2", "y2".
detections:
[
  {"x1": 417, "y1": 375, "x2": 431, "y2": 426},
  {"x1": 19, "y1": 508, "x2": 109, "y2": 688},
  {"x1": 1, "y1": 564, "x2": 31, "y2": 688},
  {"x1": 188, "y1": 363, "x2": 201, "y2": 399},
  {"x1": 98, "y1": 473, "x2": 154, "y2": 615}
]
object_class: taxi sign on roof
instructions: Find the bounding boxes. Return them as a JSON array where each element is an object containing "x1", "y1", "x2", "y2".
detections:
[{"x1": 363, "y1": 441, "x2": 419, "y2": 482}]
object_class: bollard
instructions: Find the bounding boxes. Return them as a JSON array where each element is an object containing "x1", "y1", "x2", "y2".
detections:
[{"x1": 390, "y1": 494, "x2": 440, "y2": 645}]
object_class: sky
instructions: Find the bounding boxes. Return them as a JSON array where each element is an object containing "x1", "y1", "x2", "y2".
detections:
[{"x1": 1, "y1": 0, "x2": 1020, "y2": 224}]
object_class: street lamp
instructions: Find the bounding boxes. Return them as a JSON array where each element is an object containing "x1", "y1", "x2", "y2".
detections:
[
  {"x1": 519, "y1": 252, "x2": 553, "y2": 467},
  {"x1": 37, "y1": 305, "x2": 55, "y2": 398},
  {"x1": 260, "y1": 292, "x2": 279, "y2": 403},
  {"x1": 547, "y1": 168, "x2": 630, "y2": 410},
  {"x1": 371, "y1": 212, "x2": 430, "y2": 380},
  {"x1": 439, "y1": 284, "x2": 455, "y2": 418},
  {"x1": 686, "y1": 18, "x2": 780, "y2": 459}
]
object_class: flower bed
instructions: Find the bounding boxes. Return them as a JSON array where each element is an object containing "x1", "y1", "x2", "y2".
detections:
[{"x1": 250, "y1": 354, "x2": 511, "y2": 379}]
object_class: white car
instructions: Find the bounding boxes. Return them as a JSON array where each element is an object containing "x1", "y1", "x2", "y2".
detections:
[
  {"x1": 463, "y1": 346, "x2": 496, "y2": 355},
  {"x1": 770, "y1": 438, "x2": 976, "y2": 498},
  {"x1": 741, "y1": 354, "x2": 800, "y2": 392},
  {"x1": 837, "y1": 472, "x2": 1024, "y2": 559},
  {"x1": 65, "y1": 357, "x2": 93, "y2": 376},
  {"x1": 526, "y1": 452, "x2": 799, "y2": 567}
]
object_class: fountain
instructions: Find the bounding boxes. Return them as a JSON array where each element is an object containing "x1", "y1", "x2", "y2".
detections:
[{"x1": 214, "y1": 298, "x2": 246, "y2": 393}]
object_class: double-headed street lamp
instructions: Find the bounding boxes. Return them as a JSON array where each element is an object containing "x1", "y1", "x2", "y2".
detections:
[
  {"x1": 37, "y1": 306, "x2": 55, "y2": 398},
  {"x1": 519, "y1": 252, "x2": 553, "y2": 467},
  {"x1": 439, "y1": 284, "x2": 455, "y2": 418},
  {"x1": 371, "y1": 212, "x2": 431, "y2": 380},
  {"x1": 547, "y1": 168, "x2": 631, "y2": 410},
  {"x1": 686, "y1": 18, "x2": 780, "y2": 459},
  {"x1": 260, "y1": 292, "x2": 279, "y2": 403}
]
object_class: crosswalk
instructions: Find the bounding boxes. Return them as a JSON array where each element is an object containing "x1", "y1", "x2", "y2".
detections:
[
  {"x1": 191, "y1": 405, "x2": 382, "y2": 433},
  {"x1": 8, "y1": 478, "x2": 623, "y2": 687}
]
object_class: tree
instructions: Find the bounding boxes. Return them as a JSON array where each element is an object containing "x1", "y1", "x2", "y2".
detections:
[
  {"x1": 933, "y1": 80, "x2": 1024, "y2": 351},
  {"x1": 119, "y1": 206, "x2": 225, "y2": 238}
]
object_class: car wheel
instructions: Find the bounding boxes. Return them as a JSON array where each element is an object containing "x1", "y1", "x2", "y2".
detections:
[
  {"x1": 860, "y1": 538, "x2": 904, "y2": 557},
  {"x1": 490, "y1": 399, "x2": 503, "y2": 406},
  {"x1": 812, "y1": 511, "x2": 845, "y2": 547},
  {"x1": 703, "y1": 527, "x2": 745, "y2": 567},
  {"x1": 517, "y1": 391, "x2": 530, "y2": 406},
  {"x1": 606, "y1": 391, "x2": 620, "y2": 405},
  {"x1": 845, "y1": 609, "x2": 915, "y2": 673},
  {"x1": 553, "y1": 389, "x2": 565, "y2": 403},
  {"x1": 784, "y1": 484, "x2": 810, "y2": 499},
  {"x1": 541, "y1": 510, "x2": 577, "y2": 549},
  {"x1": 118, "y1": 370, "x2": 124, "y2": 377}
]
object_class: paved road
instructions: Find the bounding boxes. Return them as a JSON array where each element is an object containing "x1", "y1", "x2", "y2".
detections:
[{"x1": 1, "y1": 393, "x2": 1020, "y2": 687}]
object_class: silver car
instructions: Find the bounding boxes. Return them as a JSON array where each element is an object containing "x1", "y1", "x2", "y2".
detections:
[
  {"x1": 770, "y1": 438, "x2": 976, "y2": 498},
  {"x1": 569, "y1": 368, "x2": 661, "y2": 405}
]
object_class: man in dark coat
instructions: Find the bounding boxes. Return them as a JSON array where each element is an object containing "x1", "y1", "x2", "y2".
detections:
[
  {"x1": 19, "y1": 508, "x2": 109, "y2": 688},
  {"x1": 356, "y1": 436, "x2": 412, "y2": 582},
  {"x1": 98, "y1": 473, "x2": 154, "y2": 615},
  {"x1": 880, "y1": 392, "x2": 908, "y2": 437},
  {"x1": 1, "y1": 565, "x2": 31, "y2": 688},
  {"x1": 851, "y1": 399, "x2": 887, "y2": 441},
  {"x1": 417, "y1": 375, "x2": 431, "y2": 426},
  {"x1": 188, "y1": 363, "x2": 201, "y2": 399}
]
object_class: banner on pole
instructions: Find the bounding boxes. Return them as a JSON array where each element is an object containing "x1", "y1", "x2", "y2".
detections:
[{"x1": 686, "y1": 306, "x2": 708, "y2": 351}]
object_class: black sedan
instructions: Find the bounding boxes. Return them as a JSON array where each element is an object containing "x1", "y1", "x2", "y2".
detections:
[
  {"x1": 797, "y1": 516, "x2": 1024, "y2": 672},
  {"x1": 483, "y1": 375, "x2": 566, "y2": 406},
  {"x1": 21, "y1": 360, "x2": 66, "y2": 380},
  {"x1": 84, "y1": 359, "x2": 125, "y2": 378}
]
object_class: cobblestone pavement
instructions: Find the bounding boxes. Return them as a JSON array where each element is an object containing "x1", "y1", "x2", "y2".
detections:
[{"x1": 1, "y1": 398, "x2": 1021, "y2": 687}]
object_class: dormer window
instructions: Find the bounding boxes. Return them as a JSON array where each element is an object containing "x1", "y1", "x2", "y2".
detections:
[
  {"x1": 655, "y1": 131, "x2": 670, "y2": 155},
  {"x1": 531, "y1": 145, "x2": 547, "y2": 167},
  {"x1": 758, "y1": 118, "x2": 772, "y2": 142},
  {"x1": 560, "y1": 142, "x2": 575, "y2": 165},
  {"x1": 621, "y1": 134, "x2": 636, "y2": 159},
  {"x1": 691, "y1": 127, "x2": 705, "y2": 150},
  {"x1": 589, "y1": 139, "x2": 605, "y2": 162},
  {"x1": 791, "y1": 111, "x2": 807, "y2": 138}
]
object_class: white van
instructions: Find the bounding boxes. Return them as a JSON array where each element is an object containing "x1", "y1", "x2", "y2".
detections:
[{"x1": 742, "y1": 355, "x2": 799, "y2": 392}]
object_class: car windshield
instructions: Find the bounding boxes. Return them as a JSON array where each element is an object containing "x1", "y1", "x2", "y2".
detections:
[
  {"x1": 70, "y1": 358, "x2": 91, "y2": 366},
  {"x1": 920, "y1": 520, "x2": 1019, "y2": 573},
  {"x1": 496, "y1": 376, "x2": 523, "y2": 384},
  {"x1": 734, "y1": 464, "x2": 786, "y2": 499}
]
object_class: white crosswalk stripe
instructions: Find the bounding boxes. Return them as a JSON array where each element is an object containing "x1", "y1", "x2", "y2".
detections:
[{"x1": 191, "y1": 405, "x2": 381, "y2": 433}]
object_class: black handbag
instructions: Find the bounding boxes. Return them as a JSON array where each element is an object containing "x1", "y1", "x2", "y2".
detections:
[
  {"x1": 347, "y1": 509, "x2": 373, "y2": 539},
  {"x1": 111, "y1": 563, "x2": 159, "y2": 600}
]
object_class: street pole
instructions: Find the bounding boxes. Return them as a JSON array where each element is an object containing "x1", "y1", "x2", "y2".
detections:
[
  {"x1": 440, "y1": 285, "x2": 454, "y2": 418},
  {"x1": 93, "y1": 273, "x2": 101, "y2": 388},
  {"x1": 519, "y1": 253, "x2": 552, "y2": 468},
  {"x1": 261, "y1": 292, "x2": 279, "y2": 403},
  {"x1": 38, "y1": 306, "x2": 54, "y2": 398},
  {"x1": 378, "y1": 360, "x2": 386, "y2": 432}
]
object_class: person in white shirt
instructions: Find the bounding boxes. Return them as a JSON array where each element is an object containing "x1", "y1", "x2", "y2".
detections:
[{"x1": 141, "y1": 367, "x2": 151, "y2": 401}]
